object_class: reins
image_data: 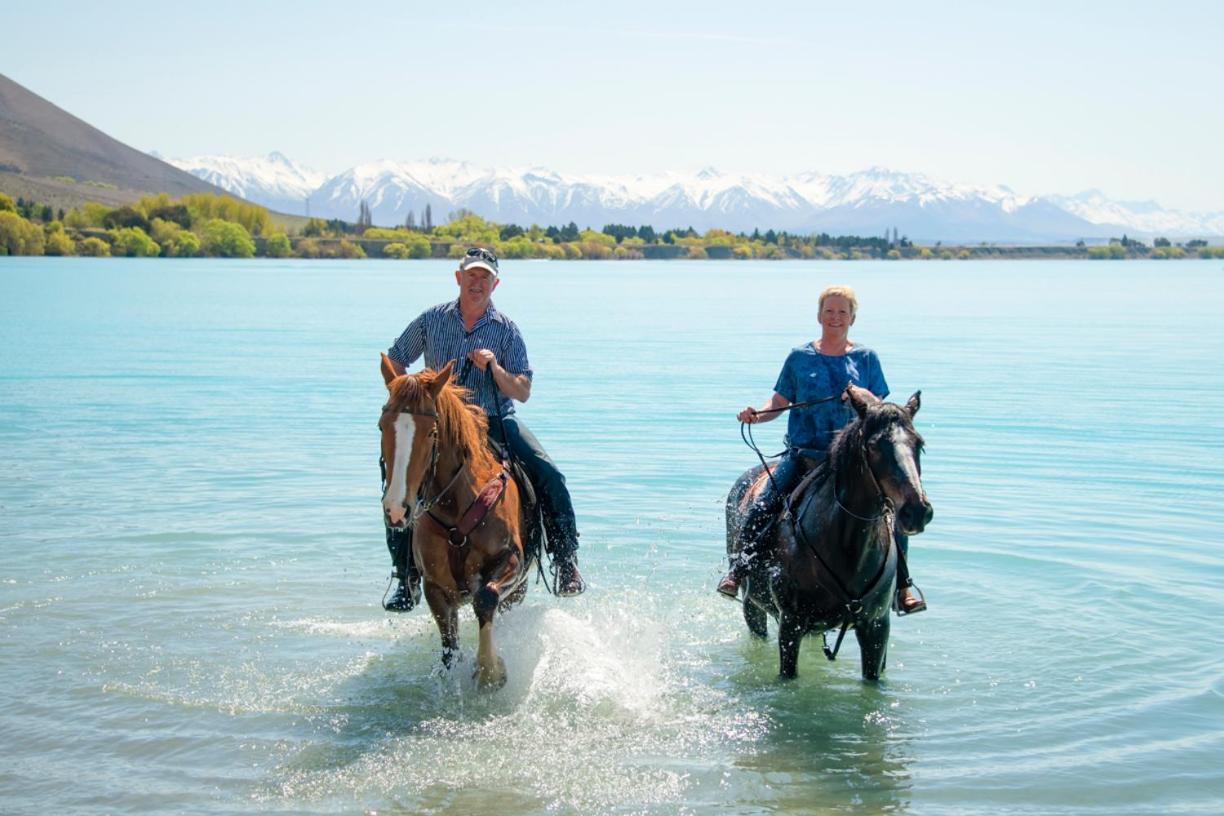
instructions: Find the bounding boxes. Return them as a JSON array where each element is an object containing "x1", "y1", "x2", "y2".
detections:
[{"x1": 740, "y1": 395, "x2": 841, "y2": 497}]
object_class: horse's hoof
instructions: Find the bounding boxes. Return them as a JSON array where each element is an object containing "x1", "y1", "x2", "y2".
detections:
[{"x1": 474, "y1": 657, "x2": 507, "y2": 690}]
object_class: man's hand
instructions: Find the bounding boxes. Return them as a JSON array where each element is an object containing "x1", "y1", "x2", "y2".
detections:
[
  {"x1": 468, "y1": 348, "x2": 497, "y2": 371},
  {"x1": 737, "y1": 406, "x2": 760, "y2": 423}
]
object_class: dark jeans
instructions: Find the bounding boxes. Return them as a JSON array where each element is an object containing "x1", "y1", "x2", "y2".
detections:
[
  {"x1": 896, "y1": 530, "x2": 913, "y2": 588},
  {"x1": 731, "y1": 452, "x2": 810, "y2": 577},
  {"x1": 486, "y1": 414, "x2": 579, "y2": 556}
]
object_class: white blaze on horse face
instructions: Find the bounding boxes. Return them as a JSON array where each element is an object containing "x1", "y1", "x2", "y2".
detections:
[
  {"x1": 383, "y1": 413, "x2": 417, "y2": 526},
  {"x1": 887, "y1": 425, "x2": 925, "y2": 506}
]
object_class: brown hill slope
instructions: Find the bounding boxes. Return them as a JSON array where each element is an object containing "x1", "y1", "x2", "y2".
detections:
[{"x1": 0, "y1": 73, "x2": 229, "y2": 206}]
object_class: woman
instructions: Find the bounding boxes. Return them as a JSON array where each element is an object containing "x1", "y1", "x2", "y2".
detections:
[{"x1": 716, "y1": 284, "x2": 926, "y2": 614}]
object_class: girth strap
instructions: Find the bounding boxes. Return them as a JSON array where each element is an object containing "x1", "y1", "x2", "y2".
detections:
[{"x1": 424, "y1": 470, "x2": 509, "y2": 547}]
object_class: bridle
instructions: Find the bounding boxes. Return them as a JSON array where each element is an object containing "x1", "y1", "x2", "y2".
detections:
[{"x1": 381, "y1": 404, "x2": 468, "y2": 525}]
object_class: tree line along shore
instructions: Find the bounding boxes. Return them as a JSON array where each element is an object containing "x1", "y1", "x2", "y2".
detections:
[{"x1": 1, "y1": 191, "x2": 1220, "y2": 261}]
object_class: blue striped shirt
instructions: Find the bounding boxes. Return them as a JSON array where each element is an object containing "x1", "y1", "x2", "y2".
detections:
[{"x1": 388, "y1": 299, "x2": 532, "y2": 416}]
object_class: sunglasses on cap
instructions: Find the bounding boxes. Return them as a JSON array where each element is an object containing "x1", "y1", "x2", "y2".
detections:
[{"x1": 463, "y1": 247, "x2": 499, "y2": 271}]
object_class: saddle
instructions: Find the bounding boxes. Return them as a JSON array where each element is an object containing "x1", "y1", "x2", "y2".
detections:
[
  {"x1": 486, "y1": 438, "x2": 544, "y2": 564},
  {"x1": 785, "y1": 456, "x2": 826, "y2": 517}
]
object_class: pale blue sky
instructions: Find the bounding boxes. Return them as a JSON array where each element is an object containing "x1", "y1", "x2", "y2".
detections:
[{"x1": 4, "y1": 0, "x2": 1222, "y2": 210}]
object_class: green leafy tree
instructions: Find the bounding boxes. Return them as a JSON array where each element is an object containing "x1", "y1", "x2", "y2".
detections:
[
  {"x1": 383, "y1": 237, "x2": 433, "y2": 259},
  {"x1": 109, "y1": 226, "x2": 160, "y2": 257},
  {"x1": 200, "y1": 219, "x2": 255, "y2": 258},
  {"x1": 364, "y1": 227, "x2": 416, "y2": 241},
  {"x1": 44, "y1": 230, "x2": 74, "y2": 256},
  {"x1": 181, "y1": 194, "x2": 270, "y2": 237},
  {"x1": 404, "y1": 234, "x2": 431, "y2": 258},
  {"x1": 103, "y1": 206, "x2": 151, "y2": 232},
  {"x1": 0, "y1": 211, "x2": 45, "y2": 255},
  {"x1": 382, "y1": 242, "x2": 412, "y2": 259},
  {"x1": 167, "y1": 230, "x2": 200, "y2": 257},
  {"x1": 64, "y1": 202, "x2": 112, "y2": 229},
  {"x1": 0, "y1": 193, "x2": 15, "y2": 212},
  {"x1": 264, "y1": 233, "x2": 292, "y2": 258},
  {"x1": 44, "y1": 221, "x2": 73, "y2": 256},
  {"x1": 77, "y1": 236, "x2": 111, "y2": 257}
]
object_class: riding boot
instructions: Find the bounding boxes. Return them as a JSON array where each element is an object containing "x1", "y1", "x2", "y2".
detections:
[
  {"x1": 717, "y1": 500, "x2": 775, "y2": 598},
  {"x1": 546, "y1": 523, "x2": 585, "y2": 597},
  {"x1": 719, "y1": 454, "x2": 807, "y2": 599},
  {"x1": 383, "y1": 525, "x2": 421, "y2": 612}
]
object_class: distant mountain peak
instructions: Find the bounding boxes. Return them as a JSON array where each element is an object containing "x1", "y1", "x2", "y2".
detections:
[{"x1": 169, "y1": 150, "x2": 1224, "y2": 240}]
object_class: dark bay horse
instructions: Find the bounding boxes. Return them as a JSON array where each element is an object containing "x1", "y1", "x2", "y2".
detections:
[
  {"x1": 379, "y1": 355, "x2": 531, "y2": 689},
  {"x1": 726, "y1": 385, "x2": 932, "y2": 681}
]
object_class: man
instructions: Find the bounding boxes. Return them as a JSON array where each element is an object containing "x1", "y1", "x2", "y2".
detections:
[{"x1": 381, "y1": 246, "x2": 585, "y2": 610}]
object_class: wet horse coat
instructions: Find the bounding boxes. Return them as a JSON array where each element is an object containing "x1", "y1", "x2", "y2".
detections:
[
  {"x1": 727, "y1": 386, "x2": 932, "y2": 681},
  {"x1": 379, "y1": 356, "x2": 532, "y2": 688}
]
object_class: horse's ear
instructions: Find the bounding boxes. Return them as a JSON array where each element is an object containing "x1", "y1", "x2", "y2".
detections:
[
  {"x1": 905, "y1": 390, "x2": 922, "y2": 418},
  {"x1": 428, "y1": 360, "x2": 454, "y2": 395},
  {"x1": 845, "y1": 384, "x2": 873, "y2": 418},
  {"x1": 380, "y1": 353, "x2": 398, "y2": 388}
]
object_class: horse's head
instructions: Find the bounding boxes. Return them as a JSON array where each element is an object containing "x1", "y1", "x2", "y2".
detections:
[
  {"x1": 379, "y1": 354, "x2": 453, "y2": 528},
  {"x1": 845, "y1": 385, "x2": 934, "y2": 535}
]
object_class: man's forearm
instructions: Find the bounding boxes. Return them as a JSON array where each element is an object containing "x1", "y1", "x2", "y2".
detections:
[{"x1": 492, "y1": 364, "x2": 531, "y2": 402}]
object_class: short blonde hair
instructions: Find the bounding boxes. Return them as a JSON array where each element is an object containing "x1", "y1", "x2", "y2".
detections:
[{"x1": 818, "y1": 285, "x2": 859, "y2": 318}]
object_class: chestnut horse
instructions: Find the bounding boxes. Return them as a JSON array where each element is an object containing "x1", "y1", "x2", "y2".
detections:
[
  {"x1": 727, "y1": 386, "x2": 932, "y2": 681},
  {"x1": 379, "y1": 355, "x2": 531, "y2": 688}
]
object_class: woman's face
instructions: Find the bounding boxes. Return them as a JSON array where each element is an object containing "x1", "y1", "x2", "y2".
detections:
[{"x1": 818, "y1": 295, "x2": 856, "y2": 334}]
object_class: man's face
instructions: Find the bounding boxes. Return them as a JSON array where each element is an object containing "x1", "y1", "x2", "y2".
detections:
[{"x1": 455, "y1": 266, "x2": 499, "y2": 305}]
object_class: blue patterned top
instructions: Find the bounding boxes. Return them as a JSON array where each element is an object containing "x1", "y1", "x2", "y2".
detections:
[
  {"x1": 773, "y1": 344, "x2": 889, "y2": 458},
  {"x1": 388, "y1": 300, "x2": 532, "y2": 417}
]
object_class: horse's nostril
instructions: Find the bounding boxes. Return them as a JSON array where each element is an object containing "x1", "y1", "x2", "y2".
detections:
[{"x1": 924, "y1": 503, "x2": 934, "y2": 524}]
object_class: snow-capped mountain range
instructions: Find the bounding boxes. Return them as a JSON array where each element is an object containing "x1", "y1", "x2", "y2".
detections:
[{"x1": 165, "y1": 153, "x2": 1224, "y2": 242}]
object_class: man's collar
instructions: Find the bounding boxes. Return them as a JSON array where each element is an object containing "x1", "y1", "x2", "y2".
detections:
[{"x1": 448, "y1": 298, "x2": 503, "y2": 325}]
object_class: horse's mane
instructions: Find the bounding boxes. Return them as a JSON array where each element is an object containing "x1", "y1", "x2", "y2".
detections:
[
  {"x1": 826, "y1": 401, "x2": 922, "y2": 478},
  {"x1": 389, "y1": 369, "x2": 497, "y2": 472}
]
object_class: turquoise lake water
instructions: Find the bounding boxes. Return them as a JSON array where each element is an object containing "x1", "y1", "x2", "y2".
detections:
[{"x1": 1, "y1": 257, "x2": 1222, "y2": 815}]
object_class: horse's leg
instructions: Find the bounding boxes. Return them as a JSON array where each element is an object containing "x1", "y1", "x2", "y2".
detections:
[
  {"x1": 778, "y1": 613, "x2": 803, "y2": 680},
  {"x1": 423, "y1": 581, "x2": 460, "y2": 670},
  {"x1": 855, "y1": 615, "x2": 890, "y2": 682},
  {"x1": 742, "y1": 578, "x2": 769, "y2": 639},
  {"x1": 471, "y1": 549, "x2": 520, "y2": 690}
]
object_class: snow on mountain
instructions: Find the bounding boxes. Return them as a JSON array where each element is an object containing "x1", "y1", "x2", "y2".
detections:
[
  {"x1": 169, "y1": 152, "x2": 1223, "y2": 241},
  {"x1": 165, "y1": 152, "x2": 325, "y2": 215},
  {"x1": 1045, "y1": 189, "x2": 1224, "y2": 237}
]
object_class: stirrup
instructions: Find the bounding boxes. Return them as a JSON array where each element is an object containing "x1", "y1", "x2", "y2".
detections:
[
  {"x1": 552, "y1": 557, "x2": 585, "y2": 597},
  {"x1": 382, "y1": 572, "x2": 421, "y2": 612},
  {"x1": 894, "y1": 581, "x2": 927, "y2": 616},
  {"x1": 716, "y1": 573, "x2": 741, "y2": 600}
]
